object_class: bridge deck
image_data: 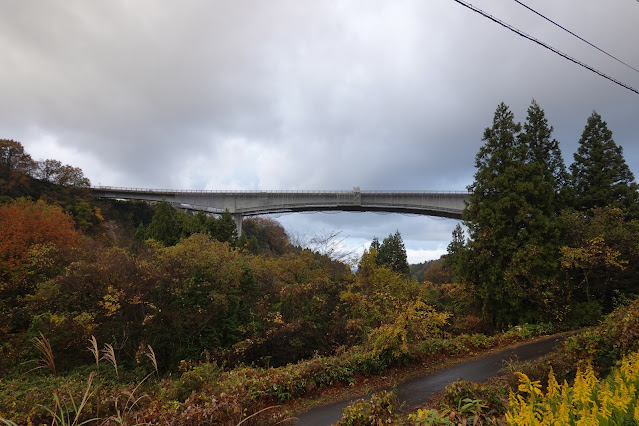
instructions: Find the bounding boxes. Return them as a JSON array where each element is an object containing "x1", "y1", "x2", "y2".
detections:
[{"x1": 91, "y1": 187, "x2": 469, "y2": 233}]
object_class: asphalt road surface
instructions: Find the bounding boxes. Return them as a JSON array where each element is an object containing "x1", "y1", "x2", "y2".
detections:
[{"x1": 294, "y1": 335, "x2": 565, "y2": 426}]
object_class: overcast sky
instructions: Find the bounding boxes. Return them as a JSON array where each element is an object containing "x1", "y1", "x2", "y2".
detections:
[{"x1": 2, "y1": 0, "x2": 638, "y2": 263}]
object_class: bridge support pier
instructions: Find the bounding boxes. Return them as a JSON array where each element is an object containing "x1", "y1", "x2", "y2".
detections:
[{"x1": 232, "y1": 213, "x2": 243, "y2": 237}]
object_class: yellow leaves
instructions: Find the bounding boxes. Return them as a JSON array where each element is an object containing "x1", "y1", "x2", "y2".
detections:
[
  {"x1": 93, "y1": 206, "x2": 104, "y2": 222},
  {"x1": 272, "y1": 311, "x2": 284, "y2": 325},
  {"x1": 99, "y1": 285, "x2": 124, "y2": 317},
  {"x1": 560, "y1": 236, "x2": 627, "y2": 271},
  {"x1": 507, "y1": 350, "x2": 639, "y2": 425},
  {"x1": 364, "y1": 300, "x2": 449, "y2": 360}
]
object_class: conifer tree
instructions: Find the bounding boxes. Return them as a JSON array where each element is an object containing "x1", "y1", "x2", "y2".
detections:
[
  {"x1": 444, "y1": 223, "x2": 467, "y2": 283},
  {"x1": 464, "y1": 101, "x2": 564, "y2": 328},
  {"x1": 464, "y1": 103, "x2": 523, "y2": 327},
  {"x1": 130, "y1": 223, "x2": 147, "y2": 252},
  {"x1": 570, "y1": 111, "x2": 638, "y2": 214},
  {"x1": 519, "y1": 99, "x2": 568, "y2": 212},
  {"x1": 377, "y1": 231, "x2": 410, "y2": 275},
  {"x1": 214, "y1": 210, "x2": 238, "y2": 244},
  {"x1": 147, "y1": 199, "x2": 179, "y2": 246}
]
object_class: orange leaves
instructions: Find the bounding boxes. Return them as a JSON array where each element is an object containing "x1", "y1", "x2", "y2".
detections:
[{"x1": 0, "y1": 198, "x2": 81, "y2": 273}]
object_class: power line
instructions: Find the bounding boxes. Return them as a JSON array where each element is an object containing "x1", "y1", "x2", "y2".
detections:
[
  {"x1": 514, "y1": 0, "x2": 639, "y2": 73},
  {"x1": 450, "y1": 0, "x2": 639, "y2": 95}
]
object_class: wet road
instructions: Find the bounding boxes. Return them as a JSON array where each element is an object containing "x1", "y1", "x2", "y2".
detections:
[{"x1": 294, "y1": 335, "x2": 565, "y2": 426}]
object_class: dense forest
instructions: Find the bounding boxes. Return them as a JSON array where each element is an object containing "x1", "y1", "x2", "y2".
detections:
[{"x1": 2, "y1": 100, "x2": 639, "y2": 424}]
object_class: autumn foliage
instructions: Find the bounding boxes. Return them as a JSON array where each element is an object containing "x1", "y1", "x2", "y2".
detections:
[{"x1": 0, "y1": 198, "x2": 80, "y2": 274}]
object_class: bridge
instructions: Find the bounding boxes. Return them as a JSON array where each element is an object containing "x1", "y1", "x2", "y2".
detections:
[{"x1": 91, "y1": 186, "x2": 470, "y2": 234}]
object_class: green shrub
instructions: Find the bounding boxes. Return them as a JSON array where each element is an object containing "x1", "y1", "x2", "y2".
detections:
[
  {"x1": 566, "y1": 301, "x2": 603, "y2": 327},
  {"x1": 441, "y1": 379, "x2": 506, "y2": 417},
  {"x1": 172, "y1": 362, "x2": 222, "y2": 401},
  {"x1": 337, "y1": 390, "x2": 399, "y2": 425}
]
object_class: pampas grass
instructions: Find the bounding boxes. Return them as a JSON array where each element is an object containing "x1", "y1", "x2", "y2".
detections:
[
  {"x1": 32, "y1": 332, "x2": 56, "y2": 377},
  {"x1": 101, "y1": 343, "x2": 118, "y2": 379}
]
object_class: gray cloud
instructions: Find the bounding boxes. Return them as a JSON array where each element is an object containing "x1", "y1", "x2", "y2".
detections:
[{"x1": 1, "y1": 0, "x2": 638, "y2": 262}]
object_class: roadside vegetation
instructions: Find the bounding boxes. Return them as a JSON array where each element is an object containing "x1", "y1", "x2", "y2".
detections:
[{"x1": 2, "y1": 100, "x2": 639, "y2": 424}]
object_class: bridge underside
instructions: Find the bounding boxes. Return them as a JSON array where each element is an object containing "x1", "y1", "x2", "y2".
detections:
[
  {"x1": 91, "y1": 187, "x2": 468, "y2": 234},
  {"x1": 178, "y1": 204, "x2": 463, "y2": 218}
]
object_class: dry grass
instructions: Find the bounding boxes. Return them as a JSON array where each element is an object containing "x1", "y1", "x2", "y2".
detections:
[
  {"x1": 32, "y1": 332, "x2": 56, "y2": 377},
  {"x1": 144, "y1": 345, "x2": 158, "y2": 379},
  {"x1": 87, "y1": 335, "x2": 100, "y2": 375},
  {"x1": 101, "y1": 343, "x2": 118, "y2": 379}
]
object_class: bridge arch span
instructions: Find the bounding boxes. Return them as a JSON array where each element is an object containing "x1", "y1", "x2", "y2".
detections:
[{"x1": 91, "y1": 187, "x2": 470, "y2": 234}]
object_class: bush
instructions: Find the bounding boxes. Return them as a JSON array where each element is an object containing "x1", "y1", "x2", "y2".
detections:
[
  {"x1": 501, "y1": 323, "x2": 553, "y2": 341},
  {"x1": 441, "y1": 379, "x2": 506, "y2": 418},
  {"x1": 172, "y1": 362, "x2": 223, "y2": 401},
  {"x1": 566, "y1": 301, "x2": 603, "y2": 327},
  {"x1": 337, "y1": 390, "x2": 399, "y2": 425}
]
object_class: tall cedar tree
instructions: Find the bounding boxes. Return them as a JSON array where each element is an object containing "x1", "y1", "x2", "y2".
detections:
[
  {"x1": 517, "y1": 100, "x2": 565, "y2": 268},
  {"x1": 377, "y1": 231, "x2": 410, "y2": 275},
  {"x1": 464, "y1": 101, "x2": 566, "y2": 328},
  {"x1": 570, "y1": 111, "x2": 638, "y2": 215},
  {"x1": 215, "y1": 210, "x2": 238, "y2": 244},
  {"x1": 521, "y1": 99, "x2": 568, "y2": 213},
  {"x1": 370, "y1": 237, "x2": 381, "y2": 251},
  {"x1": 444, "y1": 223, "x2": 467, "y2": 283},
  {"x1": 146, "y1": 199, "x2": 179, "y2": 246}
]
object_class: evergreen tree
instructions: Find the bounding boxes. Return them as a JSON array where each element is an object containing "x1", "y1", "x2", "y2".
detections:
[
  {"x1": 370, "y1": 237, "x2": 381, "y2": 252},
  {"x1": 214, "y1": 210, "x2": 238, "y2": 244},
  {"x1": 570, "y1": 111, "x2": 638, "y2": 214},
  {"x1": 248, "y1": 235, "x2": 259, "y2": 254},
  {"x1": 130, "y1": 223, "x2": 147, "y2": 252},
  {"x1": 175, "y1": 210, "x2": 190, "y2": 240},
  {"x1": 515, "y1": 101, "x2": 565, "y2": 317},
  {"x1": 444, "y1": 223, "x2": 467, "y2": 283},
  {"x1": 237, "y1": 232, "x2": 248, "y2": 249},
  {"x1": 192, "y1": 211, "x2": 209, "y2": 233},
  {"x1": 464, "y1": 103, "x2": 522, "y2": 328},
  {"x1": 519, "y1": 99, "x2": 569, "y2": 212},
  {"x1": 464, "y1": 102, "x2": 563, "y2": 328},
  {"x1": 205, "y1": 215, "x2": 218, "y2": 237},
  {"x1": 377, "y1": 231, "x2": 410, "y2": 275},
  {"x1": 147, "y1": 199, "x2": 179, "y2": 246}
]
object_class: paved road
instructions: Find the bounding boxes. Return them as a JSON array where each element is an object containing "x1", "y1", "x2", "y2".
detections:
[{"x1": 294, "y1": 335, "x2": 565, "y2": 426}]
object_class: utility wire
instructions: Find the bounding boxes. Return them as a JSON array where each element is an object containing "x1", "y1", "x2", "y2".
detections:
[
  {"x1": 514, "y1": 0, "x2": 639, "y2": 73},
  {"x1": 450, "y1": 0, "x2": 639, "y2": 95}
]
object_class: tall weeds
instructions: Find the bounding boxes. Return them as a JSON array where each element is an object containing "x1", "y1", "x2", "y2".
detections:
[
  {"x1": 144, "y1": 344, "x2": 158, "y2": 380},
  {"x1": 107, "y1": 375, "x2": 151, "y2": 425},
  {"x1": 87, "y1": 335, "x2": 99, "y2": 375},
  {"x1": 102, "y1": 343, "x2": 118, "y2": 379},
  {"x1": 39, "y1": 372, "x2": 97, "y2": 426},
  {"x1": 33, "y1": 332, "x2": 56, "y2": 377}
]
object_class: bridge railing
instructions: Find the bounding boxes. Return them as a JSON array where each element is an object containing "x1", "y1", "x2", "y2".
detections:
[{"x1": 91, "y1": 186, "x2": 470, "y2": 195}]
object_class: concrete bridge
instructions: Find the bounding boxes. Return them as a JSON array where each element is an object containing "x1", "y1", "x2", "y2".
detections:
[{"x1": 91, "y1": 186, "x2": 469, "y2": 234}]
